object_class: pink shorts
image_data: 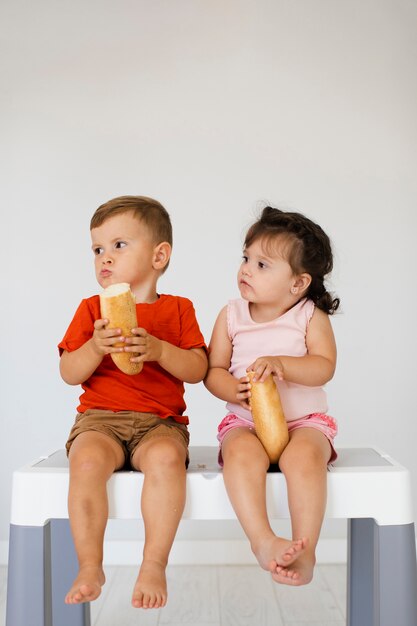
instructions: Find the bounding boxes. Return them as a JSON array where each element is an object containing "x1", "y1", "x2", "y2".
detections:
[{"x1": 217, "y1": 412, "x2": 338, "y2": 466}]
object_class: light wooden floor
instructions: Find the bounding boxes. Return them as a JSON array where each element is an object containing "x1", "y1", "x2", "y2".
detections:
[{"x1": 0, "y1": 564, "x2": 347, "y2": 625}]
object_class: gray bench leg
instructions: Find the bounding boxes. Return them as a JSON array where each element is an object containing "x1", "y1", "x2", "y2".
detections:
[
  {"x1": 50, "y1": 519, "x2": 91, "y2": 626},
  {"x1": 347, "y1": 518, "x2": 417, "y2": 626},
  {"x1": 6, "y1": 520, "x2": 91, "y2": 626},
  {"x1": 6, "y1": 525, "x2": 47, "y2": 626}
]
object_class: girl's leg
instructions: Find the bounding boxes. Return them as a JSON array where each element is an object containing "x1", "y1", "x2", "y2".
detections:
[
  {"x1": 65, "y1": 431, "x2": 125, "y2": 604},
  {"x1": 221, "y1": 428, "x2": 306, "y2": 573},
  {"x1": 274, "y1": 427, "x2": 332, "y2": 585},
  {"x1": 130, "y1": 436, "x2": 187, "y2": 609}
]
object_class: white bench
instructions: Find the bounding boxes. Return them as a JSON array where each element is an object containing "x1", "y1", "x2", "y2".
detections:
[{"x1": 6, "y1": 446, "x2": 417, "y2": 626}]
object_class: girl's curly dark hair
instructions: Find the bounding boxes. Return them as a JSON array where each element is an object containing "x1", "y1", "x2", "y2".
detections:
[{"x1": 244, "y1": 206, "x2": 340, "y2": 314}]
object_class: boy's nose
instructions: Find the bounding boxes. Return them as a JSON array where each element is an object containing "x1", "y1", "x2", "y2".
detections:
[{"x1": 103, "y1": 257, "x2": 113, "y2": 265}]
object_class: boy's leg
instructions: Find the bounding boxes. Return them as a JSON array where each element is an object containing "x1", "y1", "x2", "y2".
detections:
[
  {"x1": 130, "y1": 436, "x2": 187, "y2": 609},
  {"x1": 221, "y1": 428, "x2": 306, "y2": 573},
  {"x1": 66, "y1": 431, "x2": 125, "y2": 604},
  {"x1": 274, "y1": 427, "x2": 331, "y2": 585}
]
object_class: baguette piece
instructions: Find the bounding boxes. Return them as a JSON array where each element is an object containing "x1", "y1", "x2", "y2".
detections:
[
  {"x1": 99, "y1": 283, "x2": 143, "y2": 375},
  {"x1": 248, "y1": 371, "x2": 289, "y2": 463}
]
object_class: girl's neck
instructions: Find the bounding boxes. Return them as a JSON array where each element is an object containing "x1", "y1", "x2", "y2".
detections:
[{"x1": 248, "y1": 297, "x2": 301, "y2": 323}]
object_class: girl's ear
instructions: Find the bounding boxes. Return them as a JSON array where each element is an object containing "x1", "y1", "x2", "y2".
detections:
[
  {"x1": 291, "y1": 273, "x2": 312, "y2": 295},
  {"x1": 153, "y1": 241, "x2": 171, "y2": 271}
]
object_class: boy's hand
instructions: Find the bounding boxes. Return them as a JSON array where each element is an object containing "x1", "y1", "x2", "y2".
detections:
[
  {"x1": 91, "y1": 318, "x2": 125, "y2": 356},
  {"x1": 236, "y1": 374, "x2": 251, "y2": 409},
  {"x1": 125, "y1": 328, "x2": 163, "y2": 363},
  {"x1": 247, "y1": 356, "x2": 284, "y2": 383}
]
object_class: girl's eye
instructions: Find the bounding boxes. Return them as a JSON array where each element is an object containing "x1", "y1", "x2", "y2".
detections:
[
  {"x1": 115, "y1": 241, "x2": 127, "y2": 249},
  {"x1": 93, "y1": 247, "x2": 103, "y2": 255},
  {"x1": 242, "y1": 255, "x2": 248, "y2": 263}
]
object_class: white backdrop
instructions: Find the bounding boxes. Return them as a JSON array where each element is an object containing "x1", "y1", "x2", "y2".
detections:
[{"x1": 1, "y1": 0, "x2": 417, "y2": 561}]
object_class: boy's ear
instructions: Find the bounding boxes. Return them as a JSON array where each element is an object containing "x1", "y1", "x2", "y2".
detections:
[
  {"x1": 292, "y1": 273, "x2": 312, "y2": 295},
  {"x1": 153, "y1": 241, "x2": 171, "y2": 271}
]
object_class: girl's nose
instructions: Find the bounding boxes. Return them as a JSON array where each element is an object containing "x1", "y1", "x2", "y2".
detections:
[{"x1": 103, "y1": 256, "x2": 113, "y2": 265}]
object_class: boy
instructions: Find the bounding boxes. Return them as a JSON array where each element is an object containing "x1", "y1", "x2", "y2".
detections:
[{"x1": 59, "y1": 196, "x2": 207, "y2": 609}]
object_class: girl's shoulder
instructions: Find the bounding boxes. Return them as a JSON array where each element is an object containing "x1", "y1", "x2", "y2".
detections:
[
  {"x1": 227, "y1": 298, "x2": 250, "y2": 317},
  {"x1": 288, "y1": 298, "x2": 317, "y2": 332},
  {"x1": 297, "y1": 297, "x2": 315, "y2": 320},
  {"x1": 226, "y1": 298, "x2": 252, "y2": 339}
]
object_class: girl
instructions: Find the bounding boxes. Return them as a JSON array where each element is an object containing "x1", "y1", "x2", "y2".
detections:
[{"x1": 204, "y1": 206, "x2": 340, "y2": 586}]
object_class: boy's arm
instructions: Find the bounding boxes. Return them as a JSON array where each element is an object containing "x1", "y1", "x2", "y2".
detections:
[
  {"x1": 60, "y1": 318, "x2": 125, "y2": 385},
  {"x1": 204, "y1": 306, "x2": 250, "y2": 406},
  {"x1": 125, "y1": 329, "x2": 207, "y2": 383},
  {"x1": 158, "y1": 344, "x2": 207, "y2": 383},
  {"x1": 249, "y1": 308, "x2": 337, "y2": 386}
]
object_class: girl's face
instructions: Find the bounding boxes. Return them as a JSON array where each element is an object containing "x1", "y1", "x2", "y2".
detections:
[{"x1": 237, "y1": 237, "x2": 298, "y2": 307}]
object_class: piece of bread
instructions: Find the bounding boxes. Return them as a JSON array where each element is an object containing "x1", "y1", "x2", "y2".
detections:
[
  {"x1": 99, "y1": 283, "x2": 143, "y2": 375},
  {"x1": 248, "y1": 371, "x2": 289, "y2": 463}
]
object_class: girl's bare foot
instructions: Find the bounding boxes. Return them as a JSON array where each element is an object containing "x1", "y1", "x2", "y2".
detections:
[
  {"x1": 272, "y1": 551, "x2": 316, "y2": 586},
  {"x1": 65, "y1": 565, "x2": 105, "y2": 604},
  {"x1": 252, "y1": 535, "x2": 307, "y2": 572},
  {"x1": 132, "y1": 559, "x2": 167, "y2": 609}
]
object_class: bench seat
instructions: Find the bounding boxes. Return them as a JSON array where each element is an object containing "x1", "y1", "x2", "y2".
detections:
[{"x1": 6, "y1": 446, "x2": 417, "y2": 626}]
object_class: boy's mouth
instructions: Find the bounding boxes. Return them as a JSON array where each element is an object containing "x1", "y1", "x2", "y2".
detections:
[{"x1": 100, "y1": 270, "x2": 112, "y2": 278}]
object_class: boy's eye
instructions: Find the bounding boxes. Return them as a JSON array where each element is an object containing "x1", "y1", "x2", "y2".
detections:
[
  {"x1": 242, "y1": 255, "x2": 248, "y2": 263},
  {"x1": 115, "y1": 241, "x2": 127, "y2": 249},
  {"x1": 258, "y1": 261, "x2": 267, "y2": 269},
  {"x1": 93, "y1": 247, "x2": 103, "y2": 255}
]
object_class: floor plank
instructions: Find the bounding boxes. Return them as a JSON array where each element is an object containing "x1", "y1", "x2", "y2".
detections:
[
  {"x1": 288, "y1": 622, "x2": 345, "y2": 626},
  {"x1": 320, "y1": 564, "x2": 347, "y2": 618},
  {"x1": 159, "y1": 565, "x2": 220, "y2": 625},
  {"x1": 92, "y1": 566, "x2": 160, "y2": 626},
  {"x1": 0, "y1": 564, "x2": 347, "y2": 626},
  {"x1": 273, "y1": 567, "x2": 344, "y2": 623},
  {"x1": 218, "y1": 565, "x2": 285, "y2": 626}
]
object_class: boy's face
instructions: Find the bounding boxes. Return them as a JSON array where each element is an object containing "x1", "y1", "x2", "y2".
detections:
[{"x1": 91, "y1": 211, "x2": 161, "y2": 292}]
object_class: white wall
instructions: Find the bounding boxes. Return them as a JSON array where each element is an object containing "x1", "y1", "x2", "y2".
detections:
[{"x1": 1, "y1": 0, "x2": 417, "y2": 559}]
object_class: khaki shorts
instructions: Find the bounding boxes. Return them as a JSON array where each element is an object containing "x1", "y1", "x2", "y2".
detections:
[{"x1": 66, "y1": 409, "x2": 190, "y2": 466}]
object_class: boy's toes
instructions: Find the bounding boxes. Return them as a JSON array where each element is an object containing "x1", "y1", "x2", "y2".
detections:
[{"x1": 132, "y1": 594, "x2": 143, "y2": 608}]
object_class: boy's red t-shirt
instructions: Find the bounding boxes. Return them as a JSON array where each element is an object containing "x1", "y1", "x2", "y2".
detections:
[{"x1": 58, "y1": 294, "x2": 206, "y2": 424}]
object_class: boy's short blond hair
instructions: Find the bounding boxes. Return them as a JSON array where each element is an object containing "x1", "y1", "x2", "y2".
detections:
[{"x1": 90, "y1": 196, "x2": 173, "y2": 247}]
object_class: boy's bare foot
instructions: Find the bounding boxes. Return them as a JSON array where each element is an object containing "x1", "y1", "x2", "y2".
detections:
[
  {"x1": 253, "y1": 535, "x2": 307, "y2": 572},
  {"x1": 132, "y1": 559, "x2": 167, "y2": 609},
  {"x1": 272, "y1": 552, "x2": 316, "y2": 586},
  {"x1": 65, "y1": 565, "x2": 105, "y2": 604}
]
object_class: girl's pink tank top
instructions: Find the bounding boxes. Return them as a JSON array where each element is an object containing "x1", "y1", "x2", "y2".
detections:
[{"x1": 226, "y1": 297, "x2": 328, "y2": 422}]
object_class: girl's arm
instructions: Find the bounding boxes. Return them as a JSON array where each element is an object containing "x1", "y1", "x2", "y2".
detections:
[
  {"x1": 250, "y1": 308, "x2": 337, "y2": 387},
  {"x1": 204, "y1": 306, "x2": 250, "y2": 406}
]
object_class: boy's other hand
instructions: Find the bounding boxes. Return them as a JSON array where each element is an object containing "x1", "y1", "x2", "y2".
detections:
[{"x1": 125, "y1": 328, "x2": 163, "y2": 363}]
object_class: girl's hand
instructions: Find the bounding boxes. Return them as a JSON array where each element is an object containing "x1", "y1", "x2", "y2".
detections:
[
  {"x1": 247, "y1": 356, "x2": 284, "y2": 383},
  {"x1": 236, "y1": 374, "x2": 251, "y2": 409},
  {"x1": 125, "y1": 327, "x2": 163, "y2": 363},
  {"x1": 91, "y1": 318, "x2": 125, "y2": 356}
]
